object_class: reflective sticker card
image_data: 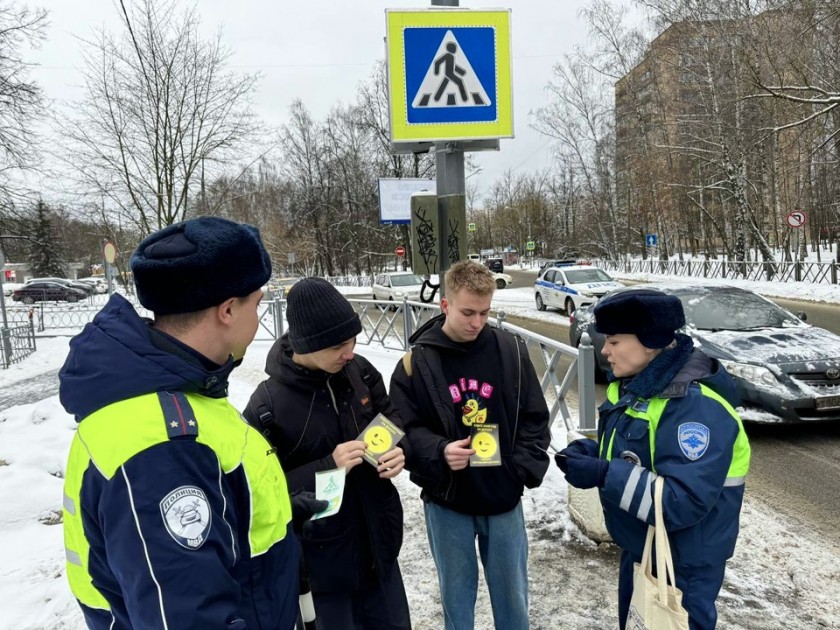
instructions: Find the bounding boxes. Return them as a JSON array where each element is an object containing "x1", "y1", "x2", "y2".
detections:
[
  {"x1": 470, "y1": 423, "x2": 501, "y2": 467},
  {"x1": 356, "y1": 413, "x2": 405, "y2": 467},
  {"x1": 312, "y1": 467, "x2": 346, "y2": 520}
]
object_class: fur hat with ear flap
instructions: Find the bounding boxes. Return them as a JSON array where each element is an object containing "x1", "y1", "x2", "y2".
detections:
[
  {"x1": 130, "y1": 216, "x2": 271, "y2": 315},
  {"x1": 593, "y1": 289, "x2": 685, "y2": 349}
]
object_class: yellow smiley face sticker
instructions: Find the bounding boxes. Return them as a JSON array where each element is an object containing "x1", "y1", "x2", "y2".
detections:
[
  {"x1": 364, "y1": 426, "x2": 393, "y2": 454},
  {"x1": 472, "y1": 432, "x2": 498, "y2": 459}
]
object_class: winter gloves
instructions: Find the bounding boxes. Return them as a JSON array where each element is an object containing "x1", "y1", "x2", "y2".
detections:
[
  {"x1": 562, "y1": 452, "x2": 609, "y2": 489},
  {"x1": 555, "y1": 438, "x2": 608, "y2": 489},
  {"x1": 290, "y1": 490, "x2": 329, "y2": 532}
]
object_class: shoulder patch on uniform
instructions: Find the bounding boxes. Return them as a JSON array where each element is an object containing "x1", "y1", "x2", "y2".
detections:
[
  {"x1": 678, "y1": 422, "x2": 710, "y2": 461},
  {"x1": 160, "y1": 486, "x2": 212, "y2": 550}
]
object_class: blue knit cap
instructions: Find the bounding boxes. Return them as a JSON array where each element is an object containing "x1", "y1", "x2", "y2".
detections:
[
  {"x1": 593, "y1": 289, "x2": 685, "y2": 349},
  {"x1": 130, "y1": 216, "x2": 271, "y2": 315}
]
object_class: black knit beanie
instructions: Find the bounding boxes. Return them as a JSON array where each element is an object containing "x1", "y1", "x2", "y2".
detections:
[
  {"x1": 130, "y1": 216, "x2": 271, "y2": 315},
  {"x1": 593, "y1": 289, "x2": 686, "y2": 349},
  {"x1": 286, "y1": 278, "x2": 362, "y2": 354}
]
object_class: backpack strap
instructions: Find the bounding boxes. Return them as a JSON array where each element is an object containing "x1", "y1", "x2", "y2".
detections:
[
  {"x1": 401, "y1": 350, "x2": 413, "y2": 377},
  {"x1": 254, "y1": 381, "x2": 275, "y2": 437},
  {"x1": 345, "y1": 359, "x2": 373, "y2": 412},
  {"x1": 491, "y1": 328, "x2": 524, "y2": 439}
]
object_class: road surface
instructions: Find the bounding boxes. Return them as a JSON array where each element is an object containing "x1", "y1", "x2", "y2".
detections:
[{"x1": 505, "y1": 266, "x2": 840, "y2": 550}]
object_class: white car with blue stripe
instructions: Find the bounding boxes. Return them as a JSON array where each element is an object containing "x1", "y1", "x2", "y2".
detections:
[{"x1": 534, "y1": 265, "x2": 622, "y2": 315}]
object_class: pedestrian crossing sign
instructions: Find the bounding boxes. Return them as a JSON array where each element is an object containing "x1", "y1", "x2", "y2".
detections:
[{"x1": 386, "y1": 9, "x2": 513, "y2": 143}]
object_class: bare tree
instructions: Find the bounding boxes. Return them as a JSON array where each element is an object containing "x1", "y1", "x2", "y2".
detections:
[
  {"x1": 533, "y1": 51, "x2": 622, "y2": 259},
  {"x1": 60, "y1": 0, "x2": 259, "y2": 235},
  {"x1": 0, "y1": 2, "x2": 47, "y2": 238}
]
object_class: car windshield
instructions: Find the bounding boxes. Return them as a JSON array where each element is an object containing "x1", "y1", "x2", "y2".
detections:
[
  {"x1": 390, "y1": 274, "x2": 424, "y2": 287},
  {"x1": 675, "y1": 288, "x2": 802, "y2": 331},
  {"x1": 565, "y1": 269, "x2": 613, "y2": 283}
]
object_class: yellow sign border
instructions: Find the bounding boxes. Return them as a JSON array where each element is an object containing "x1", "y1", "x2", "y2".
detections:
[{"x1": 386, "y1": 9, "x2": 513, "y2": 143}]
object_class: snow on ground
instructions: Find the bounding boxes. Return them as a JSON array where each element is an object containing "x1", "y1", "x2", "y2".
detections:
[{"x1": 3, "y1": 278, "x2": 840, "y2": 628}]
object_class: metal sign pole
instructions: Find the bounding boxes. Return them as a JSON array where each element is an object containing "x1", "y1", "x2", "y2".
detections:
[{"x1": 432, "y1": 0, "x2": 466, "y2": 298}]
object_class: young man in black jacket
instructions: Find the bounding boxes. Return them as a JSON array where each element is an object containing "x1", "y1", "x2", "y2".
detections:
[
  {"x1": 390, "y1": 261, "x2": 551, "y2": 630},
  {"x1": 244, "y1": 278, "x2": 411, "y2": 630}
]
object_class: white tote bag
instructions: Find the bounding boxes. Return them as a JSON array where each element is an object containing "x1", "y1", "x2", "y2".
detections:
[{"x1": 626, "y1": 476, "x2": 690, "y2": 630}]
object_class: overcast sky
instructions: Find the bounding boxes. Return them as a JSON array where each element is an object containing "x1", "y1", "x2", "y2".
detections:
[{"x1": 32, "y1": 0, "x2": 614, "y2": 196}]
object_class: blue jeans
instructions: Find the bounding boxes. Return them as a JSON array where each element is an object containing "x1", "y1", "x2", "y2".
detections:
[{"x1": 424, "y1": 500, "x2": 529, "y2": 630}]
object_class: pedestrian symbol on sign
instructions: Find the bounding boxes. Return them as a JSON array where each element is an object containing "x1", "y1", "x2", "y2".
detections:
[{"x1": 412, "y1": 31, "x2": 491, "y2": 109}]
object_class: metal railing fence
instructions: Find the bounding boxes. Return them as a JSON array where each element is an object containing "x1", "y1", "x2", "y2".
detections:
[
  {"x1": 0, "y1": 292, "x2": 597, "y2": 435},
  {"x1": 1, "y1": 321, "x2": 36, "y2": 368},
  {"x1": 265, "y1": 295, "x2": 596, "y2": 438},
  {"x1": 597, "y1": 258, "x2": 840, "y2": 284},
  {"x1": 323, "y1": 275, "x2": 374, "y2": 288}
]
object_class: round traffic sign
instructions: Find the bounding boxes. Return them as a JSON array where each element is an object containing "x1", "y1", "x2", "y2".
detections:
[
  {"x1": 786, "y1": 211, "x2": 807, "y2": 228},
  {"x1": 103, "y1": 240, "x2": 118, "y2": 264},
  {"x1": 395, "y1": 245, "x2": 406, "y2": 257}
]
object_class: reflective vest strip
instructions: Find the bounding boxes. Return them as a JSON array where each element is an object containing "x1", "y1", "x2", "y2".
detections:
[
  {"x1": 603, "y1": 381, "x2": 750, "y2": 478},
  {"x1": 63, "y1": 392, "x2": 293, "y2": 611},
  {"x1": 697, "y1": 384, "x2": 751, "y2": 478},
  {"x1": 63, "y1": 435, "x2": 111, "y2": 610}
]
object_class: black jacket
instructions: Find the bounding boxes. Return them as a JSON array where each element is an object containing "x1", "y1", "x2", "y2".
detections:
[
  {"x1": 243, "y1": 335, "x2": 404, "y2": 593},
  {"x1": 389, "y1": 315, "x2": 550, "y2": 515}
]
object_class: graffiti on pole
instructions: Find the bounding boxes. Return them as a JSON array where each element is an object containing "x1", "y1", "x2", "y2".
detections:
[{"x1": 413, "y1": 202, "x2": 439, "y2": 273}]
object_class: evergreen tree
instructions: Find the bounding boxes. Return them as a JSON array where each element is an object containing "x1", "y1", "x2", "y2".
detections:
[{"x1": 28, "y1": 200, "x2": 65, "y2": 278}]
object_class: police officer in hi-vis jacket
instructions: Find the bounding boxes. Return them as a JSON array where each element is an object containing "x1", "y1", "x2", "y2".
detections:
[
  {"x1": 60, "y1": 217, "x2": 305, "y2": 630},
  {"x1": 558, "y1": 290, "x2": 751, "y2": 630}
]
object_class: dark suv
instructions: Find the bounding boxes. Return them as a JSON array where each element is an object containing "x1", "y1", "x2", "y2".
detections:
[{"x1": 485, "y1": 258, "x2": 504, "y2": 273}]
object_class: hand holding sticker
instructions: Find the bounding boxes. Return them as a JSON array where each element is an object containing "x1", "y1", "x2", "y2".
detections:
[{"x1": 356, "y1": 413, "x2": 405, "y2": 467}]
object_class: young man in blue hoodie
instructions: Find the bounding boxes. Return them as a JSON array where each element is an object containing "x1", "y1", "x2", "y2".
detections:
[{"x1": 60, "y1": 217, "x2": 311, "y2": 630}]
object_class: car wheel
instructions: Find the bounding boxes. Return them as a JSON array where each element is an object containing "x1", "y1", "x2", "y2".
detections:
[
  {"x1": 535, "y1": 293, "x2": 546, "y2": 311},
  {"x1": 565, "y1": 298, "x2": 576, "y2": 316},
  {"x1": 388, "y1": 297, "x2": 397, "y2": 312},
  {"x1": 495, "y1": 278, "x2": 506, "y2": 290},
  {"x1": 22, "y1": 296, "x2": 34, "y2": 305},
  {"x1": 66, "y1": 295, "x2": 79, "y2": 303}
]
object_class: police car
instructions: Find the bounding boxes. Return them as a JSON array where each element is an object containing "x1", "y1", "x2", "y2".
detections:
[{"x1": 534, "y1": 264, "x2": 622, "y2": 315}]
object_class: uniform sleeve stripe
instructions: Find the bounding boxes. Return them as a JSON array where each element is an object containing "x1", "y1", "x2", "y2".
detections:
[
  {"x1": 65, "y1": 548, "x2": 82, "y2": 566},
  {"x1": 620, "y1": 465, "x2": 643, "y2": 512},
  {"x1": 217, "y1": 459, "x2": 237, "y2": 564},
  {"x1": 121, "y1": 466, "x2": 170, "y2": 630},
  {"x1": 63, "y1": 492, "x2": 76, "y2": 516},
  {"x1": 724, "y1": 476, "x2": 746, "y2": 487},
  {"x1": 636, "y1": 471, "x2": 656, "y2": 522}
]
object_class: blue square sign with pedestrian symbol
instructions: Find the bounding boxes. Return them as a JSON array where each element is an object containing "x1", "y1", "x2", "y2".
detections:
[
  {"x1": 404, "y1": 27, "x2": 497, "y2": 125},
  {"x1": 386, "y1": 10, "x2": 513, "y2": 143}
]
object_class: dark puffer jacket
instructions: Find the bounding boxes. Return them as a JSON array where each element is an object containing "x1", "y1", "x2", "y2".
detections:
[{"x1": 243, "y1": 335, "x2": 404, "y2": 593}]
